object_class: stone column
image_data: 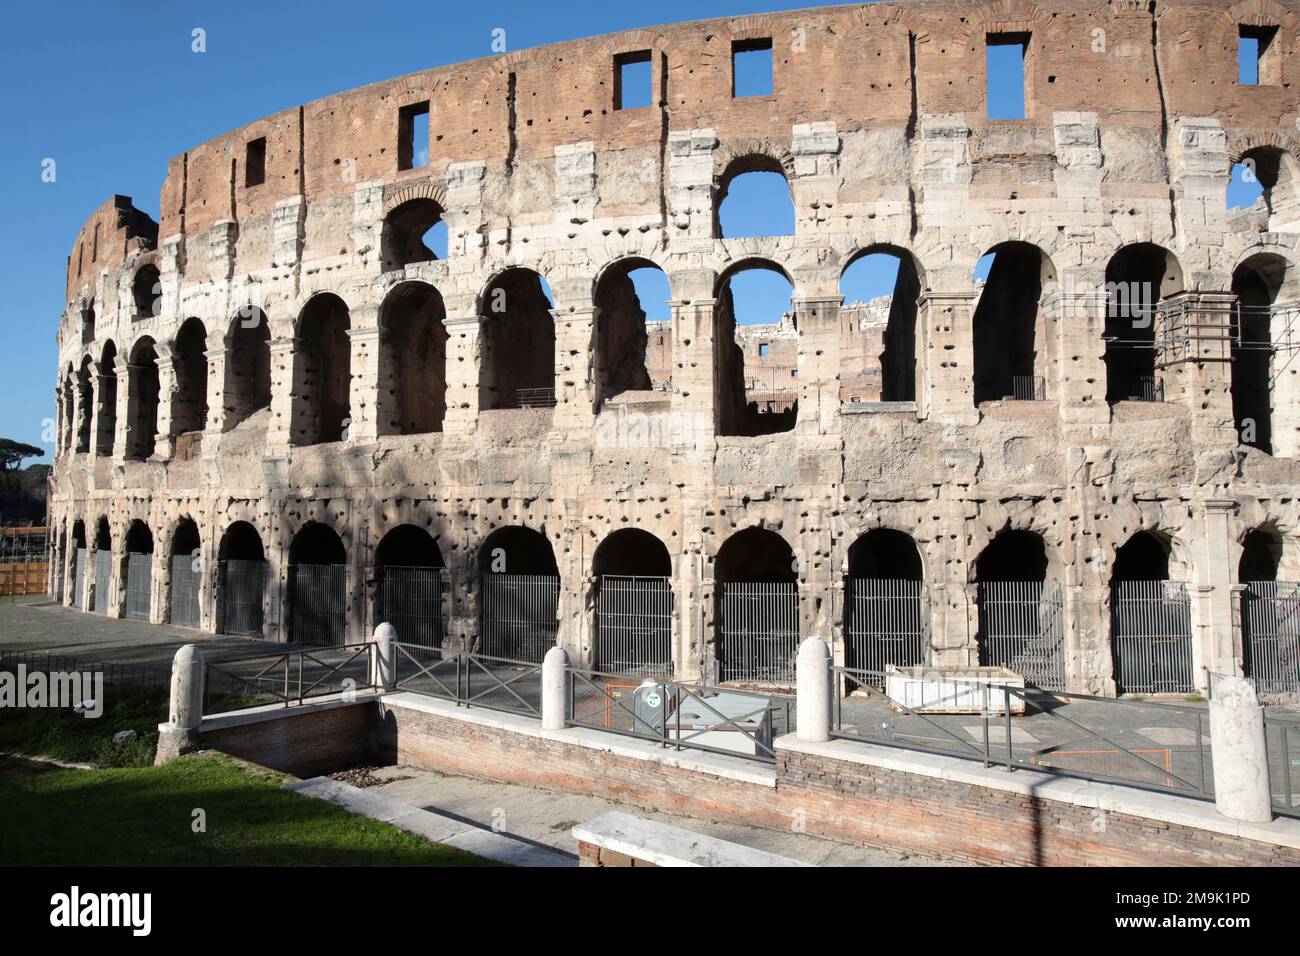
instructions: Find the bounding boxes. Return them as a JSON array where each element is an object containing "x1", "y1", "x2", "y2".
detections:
[
  {"x1": 1045, "y1": 279, "x2": 1109, "y2": 423},
  {"x1": 917, "y1": 290, "x2": 979, "y2": 425},
  {"x1": 347, "y1": 317, "x2": 381, "y2": 444},
  {"x1": 265, "y1": 337, "x2": 298, "y2": 452},
  {"x1": 796, "y1": 638, "x2": 831, "y2": 742},
  {"x1": 1208, "y1": 676, "x2": 1272, "y2": 823},
  {"x1": 203, "y1": 346, "x2": 228, "y2": 434},
  {"x1": 372, "y1": 622, "x2": 397, "y2": 691},
  {"x1": 152, "y1": 351, "x2": 177, "y2": 461},
  {"x1": 541, "y1": 646, "x2": 570, "y2": 731},
  {"x1": 551, "y1": 305, "x2": 598, "y2": 435},
  {"x1": 794, "y1": 294, "x2": 845, "y2": 488},
  {"x1": 155, "y1": 644, "x2": 205, "y2": 764},
  {"x1": 1202, "y1": 499, "x2": 1239, "y2": 680},
  {"x1": 1187, "y1": 583, "x2": 1215, "y2": 695},
  {"x1": 112, "y1": 356, "x2": 131, "y2": 461},
  {"x1": 441, "y1": 315, "x2": 482, "y2": 437}
]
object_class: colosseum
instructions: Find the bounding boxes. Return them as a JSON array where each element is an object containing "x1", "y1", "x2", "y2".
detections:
[{"x1": 48, "y1": 0, "x2": 1300, "y2": 699}]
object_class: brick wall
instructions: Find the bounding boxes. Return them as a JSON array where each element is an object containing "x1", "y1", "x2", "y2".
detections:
[{"x1": 198, "y1": 701, "x2": 373, "y2": 778}]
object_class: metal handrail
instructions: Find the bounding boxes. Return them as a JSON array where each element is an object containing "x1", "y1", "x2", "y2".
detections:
[
  {"x1": 204, "y1": 642, "x2": 375, "y2": 710},
  {"x1": 389, "y1": 644, "x2": 544, "y2": 718}
]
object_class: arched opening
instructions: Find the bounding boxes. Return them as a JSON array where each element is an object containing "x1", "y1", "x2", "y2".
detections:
[
  {"x1": 93, "y1": 517, "x2": 112, "y2": 615},
  {"x1": 218, "y1": 521, "x2": 267, "y2": 636},
  {"x1": 172, "y1": 318, "x2": 209, "y2": 439},
  {"x1": 96, "y1": 342, "x2": 117, "y2": 455},
  {"x1": 716, "y1": 159, "x2": 795, "y2": 238},
  {"x1": 715, "y1": 527, "x2": 799, "y2": 684},
  {"x1": 1229, "y1": 147, "x2": 1300, "y2": 232},
  {"x1": 973, "y1": 530, "x2": 1065, "y2": 690},
  {"x1": 374, "y1": 525, "x2": 446, "y2": 648},
  {"x1": 75, "y1": 356, "x2": 94, "y2": 453},
  {"x1": 132, "y1": 264, "x2": 160, "y2": 317},
  {"x1": 71, "y1": 519, "x2": 88, "y2": 610},
  {"x1": 292, "y1": 294, "x2": 352, "y2": 446},
  {"x1": 1231, "y1": 253, "x2": 1291, "y2": 454},
  {"x1": 1110, "y1": 531, "x2": 1192, "y2": 695},
  {"x1": 592, "y1": 528, "x2": 673, "y2": 674},
  {"x1": 378, "y1": 282, "x2": 448, "y2": 436},
  {"x1": 1104, "y1": 244, "x2": 1182, "y2": 404},
  {"x1": 380, "y1": 198, "x2": 447, "y2": 271},
  {"x1": 288, "y1": 522, "x2": 348, "y2": 645},
  {"x1": 840, "y1": 248, "x2": 922, "y2": 404},
  {"x1": 479, "y1": 269, "x2": 555, "y2": 410},
  {"x1": 593, "y1": 259, "x2": 671, "y2": 408},
  {"x1": 123, "y1": 519, "x2": 154, "y2": 622},
  {"x1": 225, "y1": 308, "x2": 272, "y2": 431},
  {"x1": 60, "y1": 367, "x2": 74, "y2": 453},
  {"x1": 716, "y1": 261, "x2": 797, "y2": 436},
  {"x1": 127, "y1": 337, "x2": 159, "y2": 460},
  {"x1": 1239, "y1": 527, "x2": 1299, "y2": 696},
  {"x1": 169, "y1": 518, "x2": 202, "y2": 628},
  {"x1": 844, "y1": 529, "x2": 926, "y2": 682},
  {"x1": 478, "y1": 526, "x2": 558, "y2": 661},
  {"x1": 972, "y1": 242, "x2": 1054, "y2": 404}
]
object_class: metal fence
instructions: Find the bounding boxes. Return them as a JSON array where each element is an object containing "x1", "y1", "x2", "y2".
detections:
[
  {"x1": 392, "y1": 643, "x2": 545, "y2": 718},
  {"x1": 0, "y1": 647, "x2": 171, "y2": 689},
  {"x1": 595, "y1": 575, "x2": 672, "y2": 675},
  {"x1": 93, "y1": 548, "x2": 111, "y2": 614},
  {"x1": 718, "y1": 581, "x2": 799, "y2": 684},
  {"x1": 291, "y1": 563, "x2": 348, "y2": 646},
  {"x1": 1111, "y1": 580, "x2": 1194, "y2": 695},
  {"x1": 170, "y1": 554, "x2": 201, "y2": 628},
  {"x1": 832, "y1": 665, "x2": 1215, "y2": 802},
  {"x1": 844, "y1": 578, "x2": 927, "y2": 686},
  {"x1": 125, "y1": 553, "x2": 152, "y2": 621},
  {"x1": 480, "y1": 573, "x2": 558, "y2": 662},
  {"x1": 221, "y1": 559, "x2": 266, "y2": 636},
  {"x1": 567, "y1": 667, "x2": 795, "y2": 764},
  {"x1": 74, "y1": 548, "x2": 87, "y2": 610},
  {"x1": 978, "y1": 580, "x2": 1067, "y2": 692},
  {"x1": 379, "y1": 566, "x2": 446, "y2": 649},
  {"x1": 1242, "y1": 581, "x2": 1300, "y2": 697},
  {"x1": 1266, "y1": 716, "x2": 1300, "y2": 819},
  {"x1": 1011, "y1": 375, "x2": 1046, "y2": 401},
  {"x1": 203, "y1": 643, "x2": 374, "y2": 713}
]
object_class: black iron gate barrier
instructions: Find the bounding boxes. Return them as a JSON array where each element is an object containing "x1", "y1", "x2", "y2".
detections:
[
  {"x1": 1242, "y1": 581, "x2": 1300, "y2": 698},
  {"x1": 221, "y1": 559, "x2": 266, "y2": 636},
  {"x1": 291, "y1": 563, "x2": 347, "y2": 646},
  {"x1": 202, "y1": 643, "x2": 375, "y2": 714},
  {"x1": 844, "y1": 578, "x2": 927, "y2": 688},
  {"x1": 717, "y1": 581, "x2": 799, "y2": 684},
  {"x1": 74, "y1": 547, "x2": 87, "y2": 610},
  {"x1": 390, "y1": 642, "x2": 544, "y2": 718},
  {"x1": 1265, "y1": 715, "x2": 1300, "y2": 818},
  {"x1": 1111, "y1": 580, "x2": 1194, "y2": 695},
  {"x1": 831, "y1": 664, "x2": 1218, "y2": 804},
  {"x1": 125, "y1": 552, "x2": 152, "y2": 621},
  {"x1": 596, "y1": 574, "x2": 672, "y2": 675},
  {"x1": 978, "y1": 580, "x2": 1066, "y2": 692},
  {"x1": 480, "y1": 573, "x2": 559, "y2": 663},
  {"x1": 379, "y1": 566, "x2": 446, "y2": 649},
  {"x1": 565, "y1": 667, "x2": 794, "y2": 764},
  {"x1": 94, "y1": 548, "x2": 112, "y2": 614},
  {"x1": 170, "y1": 554, "x2": 201, "y2": 628}
]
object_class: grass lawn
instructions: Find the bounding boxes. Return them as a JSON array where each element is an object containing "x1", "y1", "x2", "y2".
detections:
[
  {"x1": 0, "y1": 676, "x2": 167, "y2": 767},
  {"x1": 0, "y1": 752, "x2": 496, "y2": 866}
]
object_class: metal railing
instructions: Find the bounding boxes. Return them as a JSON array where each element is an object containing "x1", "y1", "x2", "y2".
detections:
[
  {"x1": 74, "y1": 548, "x2": 87, "y2": 610},
  {"x1": 0, "y1": 647, "x2": 172, "y2": 689},
  {"x1": 832, "y1": 665, "x2": 1215, "y2": 802},
  {"x1": 1242, "y1": 581, "x2": 1300, "y2": 698},
  {"x1": 480, "y1": 573, "x2": 558, "y2": 663},
  {"x1": 496, "y1": 386, "x2": 556, "y2": 409},
  {"x1": 566, "y1": 667, "x2": 794, "y2": 764},
  {"x1": 170, "y1": 554, "x2": 201, "y2": 628},
  {"x1": 203, "y1": 642, "x2": 375, "y2": 713},
  {"x1": 1111, "y1": 580, "x2": 1194, "y2": 695},
  {"x1": 1010, "y1": 375, "x2": 1046, "y2": 401},
  {"x1": 290, "y1": 563, "x2": 347, "y2": 646},
  {"x1": 595, "y1": 574, "x2": 672, "y2": 675},
  {"x1": 93, "y1": 549, "x2": 112, "y2": 614},
  {"x1": 978, "y1": 580, "x2": 1066, "y2": 692},
  {"x1": 221, "y1": 559, "x2": 266, "y2": 636},
  {"x1": 1265, "y1": 715, "x2": 1300, "y2": 818},
  {"x1": 391, "y1": 642, "x2": 544, "y2": 718},
  {"x1": 125, "y1": 552, "x2": 152, "y2": 621},
  {"x1": 1108, "y1": 374, "x2": 1164, "y2": 403},
  {"x1": 718, "y1": 581, "x2": 800, "y2": 684},
  {"x1": 379, "y1": 566, "x2": 446, "y2": 649},
  {"x1": 844, "y1": 578, "x2": 927, "y2": 687}
]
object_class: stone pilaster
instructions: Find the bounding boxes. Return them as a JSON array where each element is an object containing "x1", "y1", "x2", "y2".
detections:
[
  {"x1": 552, "y1": 306, "x2": 598, "y2": 435},
  {"x1": 347, "y1": 311, "x2": 381, "y2": 444},
  {"x1": 152, "y1": 351, "x2": 177, "y2": 460},
  {"x1": 918, "y1": 290, "x2": 979, "y2": 425},
  {"x1": 442, "y1": 315, "x2": 482, "y2": 437},
  {"x1": 265, "y1": 337, "x2": 297, "y2": 452}
]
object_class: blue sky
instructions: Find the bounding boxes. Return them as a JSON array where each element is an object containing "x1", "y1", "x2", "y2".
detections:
[{"x1": 0, "y1": 1, "x2": 1258, "y2": 462}]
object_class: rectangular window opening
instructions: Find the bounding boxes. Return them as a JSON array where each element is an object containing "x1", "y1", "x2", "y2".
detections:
[
  {"x1": 245, "y1": 138, "x2": 266, "y2": 188},
  {"x1": 398, "y1": 102, "x2": 430, "y2": 171},
  {"x1": 759, "y1": 342, "x2": 770, "y2": 357},
  {"x1": 732, "y1": 38, "x2": 774, "y2": 98},
  {"x1": 1239, "y1": 25, "x2": 1280, "y2": 86},
  {"x1": 614, "y1": 51, "x2": 652, "y2": 110},
  {"x1": 986, "y1": 32, "x2": 1029, "y2": 120}
]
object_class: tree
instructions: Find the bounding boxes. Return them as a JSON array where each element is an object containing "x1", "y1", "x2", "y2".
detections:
[{"x1": 0, "y1": 439, "x2": 45, "y2": 474}]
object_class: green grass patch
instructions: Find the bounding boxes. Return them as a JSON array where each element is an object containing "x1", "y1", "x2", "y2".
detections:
[{"x1": 0, "y1": 752, "x2": 495, "y2": 866}]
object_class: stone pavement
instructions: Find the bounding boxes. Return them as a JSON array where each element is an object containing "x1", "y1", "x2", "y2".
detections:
[{"x1": 365, "y1": 764, "x2": 960, "y2": 866}]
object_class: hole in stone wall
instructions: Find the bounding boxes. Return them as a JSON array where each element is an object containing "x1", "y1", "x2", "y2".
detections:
[
  {"x1": 614, "y1": 50, "x2": 652, "y2": 110},
  {"x1": 245, "y1": 138, "x2": 266, "y2": 188},
  {"x1": 594, "y1": 258, "x2": 670, "y2": 407},
  {"x1": 716, "y1": 261, "x2": 796, "y2": 436},
  {"x1": 986, "y1": 32, "x2": 1029, "y2": 120},
  {"x1": 479, "y1": 268, "x2": 555, "y2": 411},
  {"x1": 382, "y1": 198, "x2": 446, "y2": 270},
  {"x1": 293, "y1": 294, "x2": 352, "y2": 446},
  {"x1": 732, "y1": 38, "x2": 773, "y2": 97},
  {"x1": 379, "y1": 281, "x2": 448, "y2": 436},
  {"x1": 841, "y1": 248, "x2": 921, "y2": 403},
  {"x1": 1238, "y1": 24, "x2": 1279, "y2": 86},
  {"x1": 398, "y1": 102, "x2": 430, "y2": 171}
]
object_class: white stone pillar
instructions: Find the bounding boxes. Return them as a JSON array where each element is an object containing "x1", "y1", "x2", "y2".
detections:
[
  {"x1": 155, "y1": 644, "x2": 205, "y2": 763},
  {"x1": 372, "y1": 622, "x2": 396, "y2": 691},
  {"x1": 1208, "y1": 676, "x2": 1272, "y2": 824},
  {"x1": 541, "y1": 646, "x2": 570, "y2": 730},
  {"x1": 796, "y1": 637, "x2": 831, "y2": 742}
]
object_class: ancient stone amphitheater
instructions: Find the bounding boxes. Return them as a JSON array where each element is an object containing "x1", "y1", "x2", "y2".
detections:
[{"x1": 49, "y1": 0, "x2": 1300, "y2": 697}]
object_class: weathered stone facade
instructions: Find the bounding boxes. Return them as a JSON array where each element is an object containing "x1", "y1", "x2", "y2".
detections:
[{"x1": 48, "y1": 0, "x2": 1300, "y2": 694}]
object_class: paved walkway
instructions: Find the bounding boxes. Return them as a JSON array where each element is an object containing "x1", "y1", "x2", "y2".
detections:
[
  {"x1": 0, "y1": 596, "x2": 287, "y2": 668},
  {"x1": 364, "y1": 764, "x2": 958, "y2": 866}
]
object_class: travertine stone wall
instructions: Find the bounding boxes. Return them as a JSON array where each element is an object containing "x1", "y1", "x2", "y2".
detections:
[{"x1": 49, "y1": 0, "x2": 1300, "y2": 694}]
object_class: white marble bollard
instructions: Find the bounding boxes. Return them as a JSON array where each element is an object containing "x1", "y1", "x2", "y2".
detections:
[
  {"x1": 1208, "y1": 676, "x2": 1273, "y2": 824},
  {"x1": 372, "y1": 622, "x2": 397, "y2": 691},
  {"x1": 155, "y1": 644, "x2": 204, "y2": 764},
  {"x1": 541, "y1": 646, "x2": 570, "y2": 731},
  {"x1": 796, "y1": 638, "x2": 832, "y2": 743}
]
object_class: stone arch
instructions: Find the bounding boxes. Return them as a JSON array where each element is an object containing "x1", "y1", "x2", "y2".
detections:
[
  {"x1": 171, "y1": 317, "x2": 208, "y2": 438},
  {"x1": 378, "y1": 281, "x2": 448, "y2": 436},
  {"x1": 478, "y1": 267, "x2": 555, "y2": 411},
  {"x1": 291, "y1": 293, "x2": 352, "y2": 446},
  {"x1": 1103, "y1": 242, "x2": 1183, "y2": 405},
  {"x1": 95, "y1": 341, "x2": 117, "y2": 455},
  {"x1": 593, "y1": 256, "x2": 671, "y2": 407},
  {"x1": 972, "y1": 241, "x2": 1057, "y2": 404},
  {"x1": 126, "y1": 336, "x2": 159, "y2": 459},
  {"x1": 131, "y1": 263, "x2": 160, "y2": 318},
  {"x1": 1231, "y1": 251, "x2": 1294, "y2": 455},
  {"x1": 1228, "y1": 139, "x2": 1300, "y2": 232},
  {"x1": 224, "y1": 308, "x2": 272, "y2": 431},
  {"x1": 715, "y1": 257, "x2": 798, "y2": 436},
  {"x1": 841, "y1": 244, "x2": 925, "y2": 403},
  {"x1": 380, "y1": 190, "x2": 447, "y2": 271},
  {"x1": 590, "y1": 528, "x2": 674, "y2": 673},
  {"x1": 75, "y1": 355, "x2": 94, "y2": 453}
]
